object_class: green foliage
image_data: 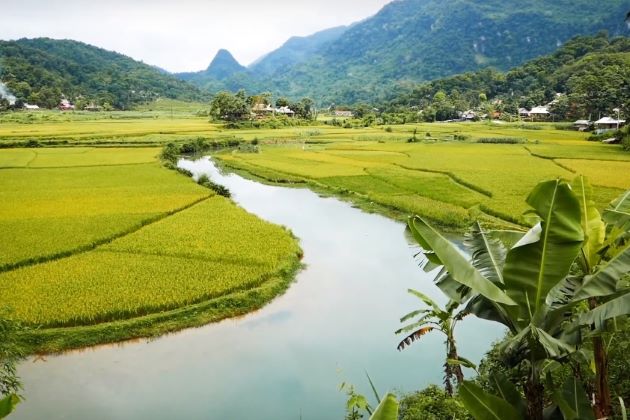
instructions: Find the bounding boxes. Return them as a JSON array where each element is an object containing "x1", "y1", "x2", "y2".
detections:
[
  {"x1": 399, "y1": 385, "x2": 471, "y2": 420},
  {"x1": 0, "y1": 317, "x2": 23, "y2": 398},
  {"x1": 390, "y1": 34, "x2": 630, "y2": 121},
  {"x1": 0, "y1": 38, "x2": 207, "y2": 109},
  {"x1": 0, "y1": 394, "x2": 20, "y2": 419},
  {"x1": 407, "y1": 179, "x2": 630, "y2": 418},
  {"x1": 197, "y1": 174, "x2": 231, "y2": 198},
  {"x1": 179, "y1": 1, "x2": 629, "y2": 105}
]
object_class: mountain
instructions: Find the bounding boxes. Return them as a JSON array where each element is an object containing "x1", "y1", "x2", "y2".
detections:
[
  {"x1": 178, "y1": 0, "x2": 630, "y2": 104},
  {"x1": 176, "y1": 49, "x2": 257, "y2": 93},
  {"x1": 0, "y1": 38, "x2": 208, "y2": 109},
  {"x1": 176, "y1": 26, "x2": 348, "y2": 92},
  {"x1": 249, "y1": 26, "x2": 348, "y2": 77},
  {"x1": 387, "y1": 33, "x2": 630, "y2": 120}
]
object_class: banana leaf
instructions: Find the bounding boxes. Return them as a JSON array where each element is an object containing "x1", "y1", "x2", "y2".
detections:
[
  {"x1": 550, "y1": 376, "x2": 595, "y2": 420},
  {"x1": 572, "y1": 243, "x2": 630, "y2": 301},
  {"x1": 369, "y1": 393, "x2": 399, "y2": 420},
  {"x1": 503, "y1": 179, "x2": 584, "y2": 325},
  {"x1": 572, "y1": 176, "x2": 605, "y2": 270},
  {"x1": 409, "y1": 216, "x2": 515, "y2": 306},
  {"x1": 459, "y1": 381, "x2": 522, "y2": 420}
]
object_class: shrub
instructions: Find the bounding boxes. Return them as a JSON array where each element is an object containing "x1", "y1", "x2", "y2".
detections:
[
  {"x1": 197, "y1": 174, "x2": 231, "y2": 198},
  {"x1": 399, "y1": 385, "x2": 471, "y2": 420}
]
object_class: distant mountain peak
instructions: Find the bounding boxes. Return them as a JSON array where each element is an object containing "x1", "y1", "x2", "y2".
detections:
[{"x1": 205, "y1": 49, "x2": 246, "y2": 79}]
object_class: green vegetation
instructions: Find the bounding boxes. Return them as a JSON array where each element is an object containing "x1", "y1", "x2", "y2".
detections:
[
  {"x1": 406, "y1": 178, "x2": 630, "y2": 418},
  {"x1": 0, "y1": 38, "x2": 208, "y2": 110},
  {"x1": 215, "y1": 122, "x2": 628, "y2": 229},
  {"x1": 389, "y1": 33, "x2": 630, "y2": 122},
  {"x1": 0, "y1": 146, "x2": 301, "y2": 353},
  {"x1": 177, "y1": 0, "x2": 628, "y2": 105}
]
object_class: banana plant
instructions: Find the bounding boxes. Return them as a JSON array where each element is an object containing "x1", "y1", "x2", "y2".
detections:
[
  {"x1": 396, "y1": 291, "x2": 468, "y2": 395},
  {"x1": 407, "y1": 179, "x2": 630, "y2": 419},
  {"x1": 553, "y1": 177, "x2": 630, "y2": 418}
]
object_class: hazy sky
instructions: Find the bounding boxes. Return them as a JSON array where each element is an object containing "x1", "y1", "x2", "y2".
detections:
[{"x1": 0, "y1": 0, "x2": 392, "y2": 72}]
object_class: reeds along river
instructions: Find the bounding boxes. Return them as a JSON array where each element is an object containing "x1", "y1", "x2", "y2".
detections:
[{"x1": 14, "y1": 157, "x2": 503, "y2": 420}]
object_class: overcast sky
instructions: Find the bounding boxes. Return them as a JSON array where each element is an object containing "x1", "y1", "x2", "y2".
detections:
[{"x1": 0, "y1": 0, "x2": 392, "y2": 72}]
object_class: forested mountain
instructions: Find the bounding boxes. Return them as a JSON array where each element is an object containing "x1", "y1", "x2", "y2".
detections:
[
  {"x1": 384, "y1": 33, "x2": 630, "y2": 121},
  {"x1": 175, "y1": 26, "x2": 348, "y2": 93},
  {"x1": 178, "y1": 0, "x2": 630, "y2": 104},
  {"x1": 0, "y1": 38, "x2": 208, "y2": 109},
  {"x1": 249, "y1": 26, "x2": 348, "y2": 76}
]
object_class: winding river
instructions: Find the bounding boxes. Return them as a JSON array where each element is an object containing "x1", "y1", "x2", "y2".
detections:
[{"x1": 14, "y1": 157, "x2": 503, "y2": 419}]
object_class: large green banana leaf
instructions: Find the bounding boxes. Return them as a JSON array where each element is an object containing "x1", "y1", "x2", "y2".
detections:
[
  {"x1": 577, "y1": 291, "x2": 630, "y2": 329},
  {"x1": 572, "y1": 243, "x2": 630, "y2": 301},
  {"x1": 503, "y1": 179, "x2": 584, "y2": 324},
  {"x1": 368, "y1": 393, "x2": 399, "y2": 420},
  {"x1": 551, "y1": 376, "x2": 595, "y2": 420},
  {"x1": 409, "y1": 217, "x2": 515, "y2": 306},
  {"x1": 572, "y1": 176, "x2": 605, "y2": 270},
  {"x1": 459, "y1": 381, "x2": 522, "y2": 420}
]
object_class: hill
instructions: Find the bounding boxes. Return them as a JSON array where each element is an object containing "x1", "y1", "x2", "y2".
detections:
[
  {"x1": 386, "y1": 33, "x2": 630, "y2": 120},
  {"x1": 177, "y1": 0, "x2": 630, "y2": 104},
  {"x1": 249, "y1": 26, "x2": 348, "y2": 77},
  {"x1": 0, "y1": 38, "x2": 208, "y2": 109}
]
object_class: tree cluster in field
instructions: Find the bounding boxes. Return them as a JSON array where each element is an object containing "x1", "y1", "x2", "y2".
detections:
[
  {"x1": 209, "y1": 90, "x2": 316, "y2": 123},
  {"x1": 382, "y1": 33, "x2": 630, "y2": 122},
  {"x1": 0, "y1": 38, "x2": 208, "y2": 110}
]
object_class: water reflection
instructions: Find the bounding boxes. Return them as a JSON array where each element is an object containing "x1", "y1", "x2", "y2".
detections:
[{"x1": 15, "y1": 156, "x2": 503, "y2": 420}]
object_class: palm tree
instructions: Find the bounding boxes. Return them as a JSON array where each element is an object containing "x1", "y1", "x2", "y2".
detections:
[
  {"x1": 407, "y1": 178, "x2": 630, "y2": 419},
  {"x1": 396, "y1": 292, "x2": 467, "y2": 395}
]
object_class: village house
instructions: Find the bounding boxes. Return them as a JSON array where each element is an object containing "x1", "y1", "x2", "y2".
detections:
[
  {"x1": 275, "y1": 106, "x2": 295, "y2": 117},
  {"x1": 334, "y1": 110, "x2": 353, "y2": 118},
  {"x1": 518, "y1": 108, "x2": 530, "y2": 119},
  {"x1": 251, "y1": 103, "x2": 275, "y2": 119},
  {"x1": 573, "y1": 119, "x2": 591, "y2": 131},
  {"x1": 528, "y1": 106, "x2": 550, "y2": 121},
  {"x1": 461, "y1": 110, "x2": 477, "y2": 121},
  {"x1": 594, "y1": 116, "x2": 626, "y2": 133},
  {"x1": 58, "y1": 99, "x2": 75, "y2": 111}
]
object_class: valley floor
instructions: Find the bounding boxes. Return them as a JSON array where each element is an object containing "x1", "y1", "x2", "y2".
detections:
[{"x1": 1, "y1": 110, "x2": 629, "y2": 352}]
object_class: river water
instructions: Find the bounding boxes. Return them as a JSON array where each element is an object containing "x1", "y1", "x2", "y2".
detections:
[{"x1": 14, "y1": 157, "x2": 503, "y2": 419}]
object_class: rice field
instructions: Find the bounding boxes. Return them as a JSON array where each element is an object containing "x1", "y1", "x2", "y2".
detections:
[
  {"x1": 1, "y1": 112, "x2": 627, "y2": 350},
  {"x1": 0, "y1": 145, "x2": 301, "y2": 347},
  {"x1": 0, "y1": 198, "x2": 301, "y2": 326},
  {"x1": 217, "y1": 127, "x2": 629, "y2": 228},
  {"x1": 0, "y1": 151, "x2": 210, "y2": 268}
]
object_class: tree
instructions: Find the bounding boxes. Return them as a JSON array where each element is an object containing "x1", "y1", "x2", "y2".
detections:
[
  {"x1": 396, "y1": 293, "x2": 467, "y2": 395},
  {"x1": 210, "y1": 91, "x2": 250, "y2": 122},
  {"x1": 275, "y1": 97, "x2": 290, "y2": 108},
  {"x1": 407, "y1": 179, "x2": 630, "y2": 419}
]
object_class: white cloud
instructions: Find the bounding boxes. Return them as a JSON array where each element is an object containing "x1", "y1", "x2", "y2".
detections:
[{"x1": 0, "y1": 0, "x2": 392, "y2": 72}]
